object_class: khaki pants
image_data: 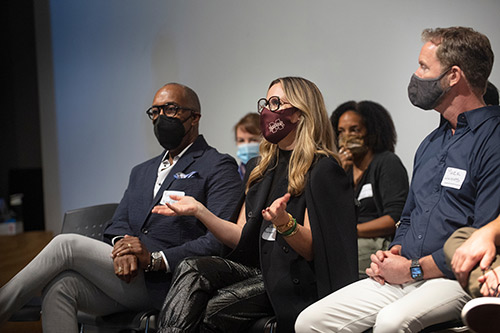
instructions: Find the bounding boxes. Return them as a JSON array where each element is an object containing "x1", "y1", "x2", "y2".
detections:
[{"x1": 444, "y1": 227, "x2": 500, "y2": 298}]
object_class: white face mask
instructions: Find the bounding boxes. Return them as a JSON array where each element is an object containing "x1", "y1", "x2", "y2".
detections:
[{"x1": 236, "y1": 142, "x2": 260, "y2": 164}]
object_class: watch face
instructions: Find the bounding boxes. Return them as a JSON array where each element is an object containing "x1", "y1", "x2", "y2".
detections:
[
  {"x1": 411, "y1": 267, "x2": 423, "y2": 279},
  {"x1": 152, "y1": 252, "x2": 162, "y2": 259}
]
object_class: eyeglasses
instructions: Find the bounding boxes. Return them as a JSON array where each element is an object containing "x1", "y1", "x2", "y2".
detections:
[
  {"x1": 146, "y1": 103, "x2": 198, "y2": 120},
  {"x1": 257, "y1": 96, "x2": 290, "y2": 113},
  {"x1": 482, "y1": 266, "x2": 500, "y2": 297}
]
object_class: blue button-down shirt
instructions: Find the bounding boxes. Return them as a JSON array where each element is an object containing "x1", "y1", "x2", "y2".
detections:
[{"x1": 392, "y1": 106, "x2": 500, "y2": 278}]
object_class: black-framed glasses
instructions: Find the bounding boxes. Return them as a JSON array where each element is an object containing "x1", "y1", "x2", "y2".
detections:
[
  {"x1": 146, "y1": 103, "x2": 198, "y2": 120},
  {"x1": 257, "y1": 96, "x2": 290, "y2": 113}
]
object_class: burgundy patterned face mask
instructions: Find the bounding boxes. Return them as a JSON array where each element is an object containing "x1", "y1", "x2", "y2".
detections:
[{"x1": 259, "y1": 107, "x2": 299, "y2": 144}]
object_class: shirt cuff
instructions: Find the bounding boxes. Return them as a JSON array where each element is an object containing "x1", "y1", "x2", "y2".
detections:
[
  {"x1": 432, "y1": 249, "x2": 455, "y2": 279},
  {"x1": 159, "y1": 251, "x2": 171, "y2": 273},
  {"x1": 111, "y1": 235, "x2": 124, "y2": 245}
]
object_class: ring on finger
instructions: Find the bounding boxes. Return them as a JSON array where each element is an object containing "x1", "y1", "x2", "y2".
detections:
[
  {"x1": 127, "y1": 243, "x2": 132, "y2": 248},
  {"x1": 118, "y1": 266, "x2": 123, "y2": 273}
]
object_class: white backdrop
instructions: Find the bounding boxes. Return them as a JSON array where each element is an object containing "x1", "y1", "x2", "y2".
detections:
[{"x1": 34, "y1": 0, "x2": 500, "y2": 233}]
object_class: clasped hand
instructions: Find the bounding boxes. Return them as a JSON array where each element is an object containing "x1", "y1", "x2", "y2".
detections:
[
  {"x1": 366, "y1": 245, "x2": 412, "y2": 285},
  {"x1": 111, "y1": 235, "x2": 150, "y2": 283}
]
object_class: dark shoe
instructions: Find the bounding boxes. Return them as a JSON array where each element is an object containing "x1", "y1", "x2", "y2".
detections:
[{"x1": 461, "y1": 297, "x2": 500, "y2": 333}]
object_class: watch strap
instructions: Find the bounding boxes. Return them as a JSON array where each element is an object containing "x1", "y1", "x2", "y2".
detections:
[{"x1": 145, "y1": 251, "x2": 162, "y2": 272}]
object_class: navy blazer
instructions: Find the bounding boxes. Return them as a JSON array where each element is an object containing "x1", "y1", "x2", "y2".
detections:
[{"x1": 104, "y1": 135, "x2": 241, "y2": 307}]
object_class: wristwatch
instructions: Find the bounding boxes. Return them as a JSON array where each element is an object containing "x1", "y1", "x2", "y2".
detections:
[
  {"x1": 145, "y1": 251, "x2": 163, "y2": 272},
  {"x1": 410, "y1": 259, "x2": 424, "y2": 281}
]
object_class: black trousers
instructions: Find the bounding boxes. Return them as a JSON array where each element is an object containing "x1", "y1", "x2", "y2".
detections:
[{"x1": 157, "y1": 256, "x2": 275, "y2": 333}]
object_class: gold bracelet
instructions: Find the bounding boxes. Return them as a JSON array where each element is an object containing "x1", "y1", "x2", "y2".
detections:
[
  {"x1": 274, "y1": 213, "x2": 295, "y2": 233},
  {"x1": 283, "y1": 222, "x2": 299, "y2": 237}
]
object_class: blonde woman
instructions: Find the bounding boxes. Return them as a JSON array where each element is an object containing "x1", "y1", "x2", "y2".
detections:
[{"x1": 151, "y1": 77, "x2": 358, "y2": 332}]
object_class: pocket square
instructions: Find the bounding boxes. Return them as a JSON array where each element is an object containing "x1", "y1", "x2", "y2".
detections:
[{"x1": 174, "y1": 171, "x2": 198, "y2": 179}]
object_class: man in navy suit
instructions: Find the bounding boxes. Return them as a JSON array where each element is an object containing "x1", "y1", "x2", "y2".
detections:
[{"x1": 0, "y1": 83, "x2": 241, "y2": 332}]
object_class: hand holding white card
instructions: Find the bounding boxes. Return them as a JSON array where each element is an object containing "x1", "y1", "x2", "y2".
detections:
[{"x1": 160, "y1": 190, "x2": 185, "y2": 205}]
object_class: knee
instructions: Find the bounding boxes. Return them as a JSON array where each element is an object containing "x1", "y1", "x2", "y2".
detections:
[
  {"x1": 48, "y1": 233, "x2": 82, "y2": 250},
  {"x1": 443, "y1": 227, "x2": 477, "y2": 266},
  {"x1": 175, "y1": 257, "x2": 204, "y2": 275},
  {"x1": 50, "y1": 233, "x2": 75, "y2": 244},
  {"x1": 171, "y1": 257, "x2": 215, "y2": 286},
  {"x1": 295, "y1": 304, "x2": 322, "y2": 332},
  {"x1": 374, "y1": 307, "x2": 408, "y2": 333},
  {"x1": 444, "y1": 227, "x2": 477, "y2": 252},
  {"x1": 175, "y1": 256, "x2": 225, "y2": 276}
]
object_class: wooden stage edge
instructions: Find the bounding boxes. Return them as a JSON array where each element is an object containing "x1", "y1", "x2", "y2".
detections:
[{"x1": 0, "y1": 230, "x2": 53, "y2": 333}]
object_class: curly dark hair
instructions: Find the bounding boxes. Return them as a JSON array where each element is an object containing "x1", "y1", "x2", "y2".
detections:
[{"x1": 330, "y1": 100, "x2": 397, "y2": 153}]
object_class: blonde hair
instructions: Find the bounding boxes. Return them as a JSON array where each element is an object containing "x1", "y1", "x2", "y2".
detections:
[{"x1": 247, "y1": 77, "x2": 337, "y2": 196}]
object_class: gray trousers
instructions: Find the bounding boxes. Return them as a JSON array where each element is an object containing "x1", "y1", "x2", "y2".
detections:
[{"x1": 0, "y1": 234, "x2": 151, "y2": 332}]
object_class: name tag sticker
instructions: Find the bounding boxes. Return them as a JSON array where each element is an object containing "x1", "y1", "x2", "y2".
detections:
[
  {"x1": 358, "y1": 183, "x2": 373, "y2": 201},
  {"x1": 262, "y1": 225, "x2": 276, "y2": 241},
  {"x1": 441, "y1": 167, "x2": 467, "y2": 190}
]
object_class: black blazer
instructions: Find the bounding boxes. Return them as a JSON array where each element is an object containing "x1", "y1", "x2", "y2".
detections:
[{"x1": 228, "y1": 155, "x2": 358, "y2": 332}]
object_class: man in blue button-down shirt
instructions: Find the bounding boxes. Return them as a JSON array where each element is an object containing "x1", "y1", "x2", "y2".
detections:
[{"x1": 296, "y1": 27, "x2": 500, "y2": 333}]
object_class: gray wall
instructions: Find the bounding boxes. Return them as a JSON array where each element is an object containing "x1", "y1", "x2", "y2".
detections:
[{"x1": 34, "y1": 0, "x2": 500, "y2": 233}]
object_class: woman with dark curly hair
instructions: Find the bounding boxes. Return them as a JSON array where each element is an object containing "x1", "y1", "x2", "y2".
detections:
[{"x1": 330, "y1": 100, "x2": 409, "y2": 277}]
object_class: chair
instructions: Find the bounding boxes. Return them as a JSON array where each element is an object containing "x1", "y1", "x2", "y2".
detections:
[
  {"x1": 248, "y1": 316, "x2": 277, "y2": 333},
  {"x1": 9, "y1": 203, "x2": 158, "y2": 333},
  {"x1": 61, "y1": 203, "x2": 119, "y2": 239},
  {"x1": 419, "y1": 319, "x2": 466, "y2": 332}
]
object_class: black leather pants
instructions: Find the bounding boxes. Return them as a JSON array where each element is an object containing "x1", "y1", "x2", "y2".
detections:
[{"x1": 157, "y1": 256, "x2": 274, "y2": 333}]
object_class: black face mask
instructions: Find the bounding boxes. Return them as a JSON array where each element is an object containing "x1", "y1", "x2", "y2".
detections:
[{"x1": 153, "y1": 115, "x2": 190, "y2": 150}]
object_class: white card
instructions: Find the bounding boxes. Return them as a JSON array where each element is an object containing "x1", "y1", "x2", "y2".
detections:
[
  {"x1": 261, "y1": 224, "x2": 276, "y2": 241},
  {"x1": 160, "y1": 190, "x2": 185, "y2": 205},
  {"x1": 358, "y1": 183, "x2": 373, "y2": 201},
  {"x1": 441, "y1": 167, "x2": 467, "y2": 190}
]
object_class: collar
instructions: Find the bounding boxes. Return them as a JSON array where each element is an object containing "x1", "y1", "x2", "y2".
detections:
[
  {"x1": 161, "y1": 142, "x2": 194, "y2": 165},
  {"x1": 437, "y1": 105, "x2": 500, "y2": 133},
  {"x1": 462, "y1": 105, "x2": 500, "y2": 132}
]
